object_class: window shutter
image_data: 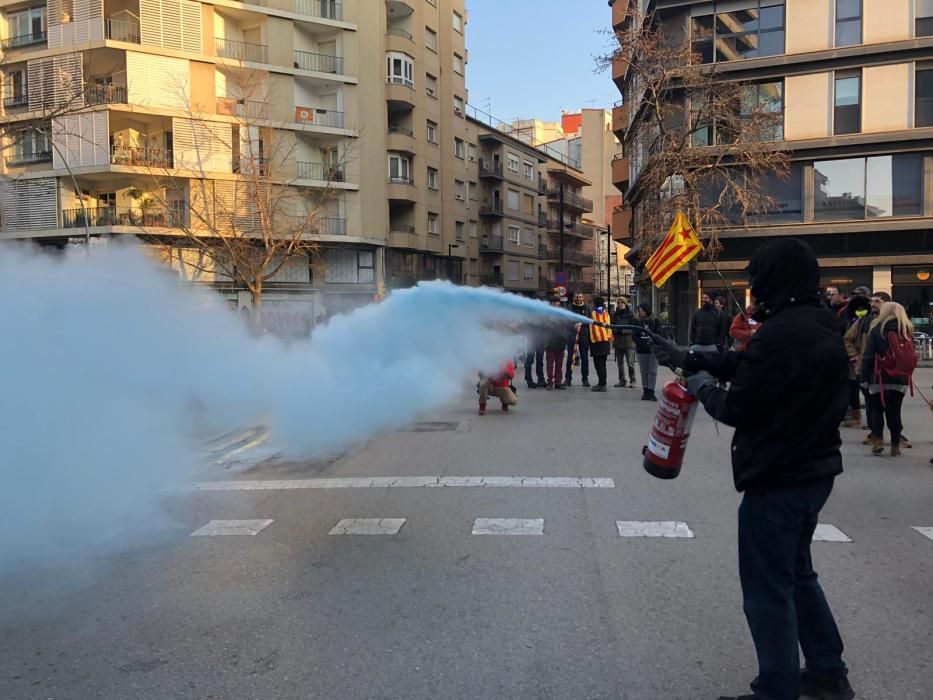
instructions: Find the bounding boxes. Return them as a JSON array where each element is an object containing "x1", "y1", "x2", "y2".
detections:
[
  {"x1": 172, "y1": 118, "x2": 232, "y2": 174},
  {"x1": 140, "y1": 0, "x2": 201, "y2": 52},
  {"x1": 126, "y1": 52, "x2": 190, "y2": 109},
  {"x1": 0, "y1": 177, "x2": 57, "y2": 230},
  {"x1": 27, "y1": 53, "x2": 84, "y2": 111},
  {"x1": 52, "y1": 112, "x2": 109, "y2": 168}
]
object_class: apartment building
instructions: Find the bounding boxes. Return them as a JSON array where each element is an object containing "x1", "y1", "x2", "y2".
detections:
[
  {"x1": 610, "y1": 0, "x2": 933, "y2": 336},
  {"x1": 0, "y1": 0, "x2": 473, "y2": 321}
]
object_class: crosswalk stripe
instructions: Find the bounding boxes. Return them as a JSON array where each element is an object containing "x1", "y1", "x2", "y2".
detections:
[
  {"x1": 912, "y1": 526, "x2": 933, "y2": 542},
  {"x1": 616, "y1": 521, "x2": 694, "y2": 538},
  {"x1": 192, "y1": 476, "x2": 615, "y2": 491},
  {"x1": 472, "y1": 518, "x2": 544, "y2": 535},
  {"x1": 329, "y1": 518, "x2": 406, "y2": 535},
  {"x1": 190, "y1": 519, "x2": 274, "y2": 536},
  {"x1": 813, "y1": 524, "x2": 852, "y2": 542}
]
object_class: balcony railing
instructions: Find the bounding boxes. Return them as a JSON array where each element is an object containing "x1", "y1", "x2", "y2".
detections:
[
  {"x1": 389, "y1": 223, "x2": 415, "y2": 233},
  {"x1": 5, "y1": 150, "x2": 52, "y2": 166},
  {"x1": 538, "y1": 177, "x2": 549, "y2": 193},
  {"x1": 480, "y1": 234, "x2": 504, "y2": 252},
  {"x1": 479, "y1": 200, "x2": 504, "y2": 216},
  {"x1": 388, "y1": 175, "x2": 414, "y2": 185},
  {"x1": 216, "y1": 37, "x2": 268, "y2": 64},
  {"x1": 386, "y1": 27, "x2": 412, "y2": 40},
  {"x1": 294, "y1": 49, "x2": 343, "y2": 74},
  {"x1": 546, "y1": 220, "x2": 595, "y2": 238},
  {"x1": 216, "y1": 96, "x2": 268, "y2": 119},
  {"x1": 295, "y1": 106, "x2": 345, "y2": 128},
  {"x1": 481, "y1": 273, "x2": 504, "y2": 287},
  {"x1": 234, "y1": 157, "x2": 271, "y2": 175},
  {"x1": 61, "y1": 206, "x2": 186, "y2": 229},
  {"x1": 318, "y1": 216, "x2": 346, "y2": 235},
  {"x1": 296, "y1": 161, "x2": 345, "y2": 182},
  {"x1": 84, "y1": 83, "x2": 128, "y2": 105},
  {"x1": 478, "y1": 160, "x2": 503, "y2": 178},
  {"x1": 386, "y1": 75, "x2": 414, "y2": 89},
  {"x1": 538, "y1": 244, "x2": 548, "y2": 259},
  {"x1": 546, "y1": 188, "x2": 594, "y2": 212},
  {"x1": 388, "y1": 124, "x2": 414, "y2": 137},
  {"x1": 111, "y1": 145, "x2": 173, "y2": 168},
  {"x1": 3, "y1": 93, "x2": 28, "y2": 109},
  {"x1": 105, "y1": 18, "x2": 140, "y2": 43},
  {"x1": 537, "y1": 210, "x2": 547, "y2": 226},
  {"x1": 0, "y1": 30, "x2": 47, "y2": 49},
  {"x1": 293, "y1": 0, "x2": 342, "y2": 20}
]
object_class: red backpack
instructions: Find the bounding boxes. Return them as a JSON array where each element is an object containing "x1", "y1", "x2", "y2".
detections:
[{"x1": 874, "y1": 330, "x2": 917, "y2": 401}]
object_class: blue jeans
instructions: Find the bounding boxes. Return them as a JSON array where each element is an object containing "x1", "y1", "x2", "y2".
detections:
[
  {"x1": 565, "y1": 340, "x2": 589, "y2": 383},
  {"x1": 738, "y1": 479, "x2": 847, "y2": 700},
  {"x1": 524, "y1": 350, "x2": 545, "y2": 385}
]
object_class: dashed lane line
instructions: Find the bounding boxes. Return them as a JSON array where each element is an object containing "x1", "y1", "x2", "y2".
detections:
[
  {"x1": 329, "y1": 518, "x2": 407, "y2": 535},
  {"x1": 616, "y1": 521, "x2": 695, "y2": 538},
  {"x1": 190, "y1": 519, "x2": 274, "y2": 536},
  {"x1": 472, "y1": 518, "x2": 544, "y2": 536},
  {"x1": 191, "y1": 476, "x2": 615, "y2": 491}
]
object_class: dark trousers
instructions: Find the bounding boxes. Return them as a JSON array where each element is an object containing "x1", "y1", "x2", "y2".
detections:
[
  {"x1": 848, "y1": 379, "x2": 861, "y2": 411},
  {"x1": 565, "y1": 340, "x2": 589, "y2": 383},
  {"x1": 739, "y1": 479, "x2": 847, "y2": 700},
  {"x1": 593, "y1": 354, "x2": 608, "y2": 386},
  {"x1": 867, "y1": 390, "x2": 905, "y2": 445},
  {"x1": 860, "y1": 386, "x2": 873, "y2": 432},
  {"x1": 616, "y1": 348, "x2": 636, "y2": 384},
  {"x1": 545, "y1": 350, "x2": 564, "y2": 386},
  {"x1": 524, "y1": 350, "x2": 545, "y2": 385}
]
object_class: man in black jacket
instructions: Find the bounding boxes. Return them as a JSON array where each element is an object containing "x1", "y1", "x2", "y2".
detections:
[
  {"x1": 565, "y1": 291, "x2": 591, "y2": 387},
  {"x1": 690, "y1": 293, "x2": 722, "y2": 351},
  {"x1": 654, "y1": 239, "x2": 854, "y2": 700}
]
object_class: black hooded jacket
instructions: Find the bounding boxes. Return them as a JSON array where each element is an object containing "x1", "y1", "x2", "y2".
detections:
[{"x1": 690, "y1": 238, "x2": 849, "y2": 492}]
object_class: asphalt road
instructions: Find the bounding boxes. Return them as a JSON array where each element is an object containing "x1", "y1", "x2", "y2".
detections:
[{"x1": 2, "y1": 366, "x2": 931, "y2": 700}]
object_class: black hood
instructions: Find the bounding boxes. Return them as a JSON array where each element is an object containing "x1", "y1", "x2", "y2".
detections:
[
  {"x1": 845, "y1": 294, "x2": 872, "y2": 321},
  {"x1": 747, "y1": 238, "x2": 821, "y2": 320}
]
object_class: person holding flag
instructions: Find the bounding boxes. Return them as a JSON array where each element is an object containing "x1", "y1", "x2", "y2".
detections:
[{"x1": 588, "y1": 296, "x2": 614, "y2": 392}]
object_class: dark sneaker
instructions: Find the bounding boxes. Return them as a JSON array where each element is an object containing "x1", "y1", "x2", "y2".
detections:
[
  {"x1": 716, "y1": 695, "x2": 756, "y2": 700},
  {"x1": 565, "y1": 379, "x2": 572, "y2": 387},
  {"x1": 555, "y1": 383, "x2": 566, "y2": 390},
  {"x1": 614, "y1": 382, "x2": 626, "y2": 388},
  {"x1": 800, "y1": 668, "x2": 855, "y2": 700},
  {"x1": 582, "y1": 380, "x2": 591, "y2": 387},
  {"x1": 537, "y1": 380, "x2": 548, "y2": 388},
  {"x1": 526, "y1": 382, "x2": 539, "y2": 390}
]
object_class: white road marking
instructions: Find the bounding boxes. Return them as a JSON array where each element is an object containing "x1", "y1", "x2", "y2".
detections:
[
  {"x1": 912, "y1": 526, "x2": 933, "y2": 542},
  {"x1": 329, "y1": 518, "x2": 407, "y2": 535},
  {"x1": 813, "y1": 524, "x2": 852, "y2": 542},
  {"x1": 472, "y1": 518, "x2": 544, "y2": 536},
  {"x1": 192, "y1": 476, "x2": 615, "y2": 491},
  {"x1": 616, "y1": 521, "x2": 695, "y2": 538},
  {"x1": 190, "y1": 519, "x2": 274, "y2": 537}
]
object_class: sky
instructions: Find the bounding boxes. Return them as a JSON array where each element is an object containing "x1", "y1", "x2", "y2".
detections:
[{"x1": 465, "y1": 0, "x2": 618, "y2": 125}]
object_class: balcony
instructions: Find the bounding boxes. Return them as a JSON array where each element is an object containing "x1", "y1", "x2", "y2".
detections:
[
  {"x1": 293, "y1": 0, "x2": 343, "y2": 21},
  {"x1": 387, "y1": 225, "x2": 417, "y2": 249},
  {"x1": 385, "y1": 78, "x2": 415, "y2": 110},
  {"x1": 612, "y1": 0, "x2": 629, "y2": 29},
  {"x1": 296, "y1": 161, "x2": 345, "y2": 182},
  {"x1": 546, "y1": 220, "x2": 594, "y2": 239},
  {"x1": 478, "y1": 160, "x2": 503, "y2": 179},
  {"x1": 481, "y1": 273, "x2": 504, "y2": 287},
  {"x1": 387, "y1": 176, "x2": 416, "y2": 203},
  {"x1": 5, "y1": 150, "x2": 52, "y2": 166},
  {"x1": 538, "y1": 177, "x2": 549, "y2": 194},
  {"x1": 612, "y1": 206, "x2": 632, "y2": 244},
  {"x1": 387, "y1": 124, "x2": 415, "y2": 153},
  {"x1": 386, "y1": 27, "x2": 412, "y2": 40},
  {"x1": 294, "y1": 49, "x2": 343, "y2": 74},
  {"x1": 612, "y1": 154, "x2": 630, "y2": 193},
  {"x1": 216, "y1": 37, "x2": 268, "y2": 64},
  {"x1": 105, "y1": 18, "x2": 140, "y2": 43},
  {"x1": 233, "y1": 157, "x2": 271, "y2": 175},
  {"x1": 295, "y1": 106, "x2": 344, "y2": 129},
  {"x1": 217, "y1": 96, "x2": 268, "y2": 120},
  {"x1": 612, "y1": 55, "x2": 626, "y2": 89},
  {"x1": 0, "y1": 30, "x2": 46, "y2": 49},
  {"x1": 61, "y1": 206, "x2": 184, "y2": 229},
  {"x1": 2, "y1": 92, "x2": 28, "y2": 109},
  {"x1": 546, "y1": 188, "x2": 593, "y2": 213},
  {"x1": 479, "y1": 200, "x2": 504, "y2": 217},
  {"x1": 537, "y1": 210, "x2": 547, "y2": 226},
  {"x1": 612, "y1": 100, "x2": 628, "y2": 138},
  {"x1": 317, "y1": 216, "x2": 346, "y2": 236},
  {"x1": 84, "y1": 83, "x2": 128, "y2": 106},
  {"x1": 480, "y1": 234, "x2": 504, "y2": 253},
  {"x1": 111, "y1": 145, "x2": 173, "y2": 168}
]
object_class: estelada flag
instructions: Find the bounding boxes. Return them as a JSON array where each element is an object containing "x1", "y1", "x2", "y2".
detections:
[{"x1": 645, "y1": 211, "x2": 703, "y2": 288}]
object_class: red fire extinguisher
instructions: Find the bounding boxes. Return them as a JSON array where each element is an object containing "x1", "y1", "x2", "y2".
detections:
[{"x1": 643, "y1": 373, "x2": 699, "y2": 480}]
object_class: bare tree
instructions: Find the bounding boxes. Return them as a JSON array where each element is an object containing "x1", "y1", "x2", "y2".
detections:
[{"x1": 597, "y1": 7, "x2": 790, "y2": 258}]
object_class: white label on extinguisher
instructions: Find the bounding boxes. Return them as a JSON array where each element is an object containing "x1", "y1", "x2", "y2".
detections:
[{"x1": 647, "y1": 434, "x2": 671, "y2": 459}]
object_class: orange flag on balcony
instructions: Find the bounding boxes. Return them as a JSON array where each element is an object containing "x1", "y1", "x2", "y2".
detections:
[{"x1": 645, "y1": 211, "x2": 703, "y2": 288}]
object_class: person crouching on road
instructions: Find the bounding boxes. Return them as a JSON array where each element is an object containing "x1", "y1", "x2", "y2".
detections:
[
  {"x1": 589, "y1": 295, "x2": 613, "y2": 392},
  {"x1": 478, "y1": 360, "x2": 517, "y2": 416},
  {"x1": 544, "y1": 294, "x2": 568, "y2": 390},
  {"x1": 634, "y1": 302, "x2": 661, "y2": 401},
  {"x1": 652, "y1": 238, "x2": 854, "y2": 700}
]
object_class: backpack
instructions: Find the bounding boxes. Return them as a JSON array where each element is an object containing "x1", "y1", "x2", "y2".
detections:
[{"x1": 874, "y1": 330, "x2": 917, "y2": 402}]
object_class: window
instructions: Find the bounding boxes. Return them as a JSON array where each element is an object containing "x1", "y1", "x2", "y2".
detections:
[
  {"x1": 917, "y1": 0, "x2": 933, "y2": 36},
  {"x1": 834, "y1": 70, "x2": 861, "y2": 135},
  {"x1": 386, "y1": 52, "x2": 414, "y2": 88},
  {"x1": 7, "y1": 6, "x2": 46, "y2": 45},
  {"x1": 691, "y1": 1, "x2": 785, "y2": 64},
  {"x1": 325, "y1": 249, "x2": 376, "y2": 284},
  {"x1": 916, "y1": 66, "x2": 933, "y2": 127},
  {"x1": 426, "y1": 120, "x2": 437, "y2": 143},
  {"x1": 523, "y1": 161, "x2": 534, "y2": 180},
  {"x1": 388, "y1": 152, "x2": 412, "y2": 183},
  {"x1": 692, "y1": 79, "x2": 784, "y2": 145},
  {"x1": 4, "y1": 68, "x2": 27, "y2": 104},
  {"x1": 427, "y1": 212, "x2": 439, "y2": 234},
  {"x1": 523, "y1": 262, "x2": 535, "y2": 281},
  {"x1": 469, "y1": 181, "x2": 477, "y2": 201},
  {"x1": 835, "y1": 0, "x2": 861, "y2": 47},
  {"x1": 425, "y1": 27, "x2": 437, "y2": 51},
  {"x1": 467, "y1": 143, "x2": 477, "y2": 161},
  {"x1": 453, "y1": 53, "x2": 463, "y2": 75},
  {"x1": 454, "y1": 95, "x2": 464, "y2": 116},
  {"x1": 455, "y1": 179, "x2": 465, "y2": 200},
  {"x1": 507, "y1": 153, "x2": 520, "y2": 172},
  {"x1": 469, "y1": 219, "x2": 478, "y2": 238},
  {"x1": 508, "y1": 225, "x2": 520, "y2": 244},
  {"x1": 426, "y1": 73, "x2": 437, "y2": 98},
  {"x1": 814, "y1": 155, "x2": 923, "y2": 221},
  {"x1": 522, "y1": 193, "x2": 534, "y2": 215},
  {"x1": 507, "y1": 260, "x2": 519, "y2": 281},
  {"x1": 455, "y1": 221, "x2": 464, "y2": 240},
  {"x1": 9, "y1": 124, "x2": 50, "y2": 164},
  {"x1": 453, "y1": 10, "x2": 463, "y2": 33},
  {"x1": 507, "y1": 189, "x2": 519, "y2": 210},
  {"x1": 454, "y1": 138, "x2": 464, "y2": 158},
  {"x1": 427, "y1": 166, "x2": 438, "y2": 190},
  {"x1": 522, "y1": 228, "x2": 535, "y2": 248}
]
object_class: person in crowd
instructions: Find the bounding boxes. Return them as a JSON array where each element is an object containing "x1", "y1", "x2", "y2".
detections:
[
  {"x1": 690, "y1": 293, "x2": 722, "y2": 352},
  {"x1": 714, "y1": 295, "x2": 734, "y2": 349},
  {"x1": 612, "y1": 296, "x2": 637, "y2": 388},
  {"x1": 523, "y1": 336, "x2": 547, "y2": 390},
  {"x1": 544, "y1": 294, "x2": 568, "y2": 390},
  {"x1": 860, "y1": 301, "x2": 916, "y2": 456},
  {"x1": 839, "y1": 291, "x2": 872, "y2": 427},
  {"x1": 634, "y1": 302, "x2": 660, "y2": 401},
  {"x1": 588, "y1": 295, "x2": 613, "y2": 392},
  {"x1": 565, "y1": 291, "x2": 591, "y2": 387},
  {"x1": 846, "y1": 292, "x2": 886, "y2": 442},
  {"x1": 653, "y1": 238, "x2": 854, "y2": 700},
  {"x1": 728, "y1": 304, "x2": 760, "y2": 352},
  {"x1": 477, "y1": 359, "x2": 517, "y2": 416}
]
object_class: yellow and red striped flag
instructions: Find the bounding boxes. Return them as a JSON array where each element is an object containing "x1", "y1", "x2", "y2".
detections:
[{"x1": 645, "y1": 211, "x2": 703, "y2": 288}]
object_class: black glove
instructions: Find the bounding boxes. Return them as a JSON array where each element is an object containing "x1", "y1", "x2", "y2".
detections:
[{"x1": 651, "y1": 335, "x2": 687, "y2": 370}]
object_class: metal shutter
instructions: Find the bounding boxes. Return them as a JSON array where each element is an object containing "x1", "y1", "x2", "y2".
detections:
[
  {"x1": 0, "y1": 177, "x2": 58, "y2": 231},
  {"x1": 27, "y1": 53, "x2": 84, "y2": 111},
  {"x1": 125, "y1": 52, "x2": 190, "y2": 109},
  {"x1": 52, "y1": 112, "x2": 109, "y2": 169}
]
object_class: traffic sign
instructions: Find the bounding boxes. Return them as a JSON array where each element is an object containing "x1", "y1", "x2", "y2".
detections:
[
  {"x1": 555, "y1": 271, "x2": 568, "y2": 286},
  {"x1": 629, "y1": 285, "x2": 638, "y2": 295},
  {"x1": 555, "y1": 285, "x2": 568, "y2": 297}
]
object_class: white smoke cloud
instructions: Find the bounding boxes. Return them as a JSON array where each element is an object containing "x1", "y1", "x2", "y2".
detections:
[{"x1": 0, "y1": 242, "x2": 581, "y2": 572}]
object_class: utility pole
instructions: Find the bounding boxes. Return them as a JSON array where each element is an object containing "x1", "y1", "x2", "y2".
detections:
[
  {"x1": 606, "y1": 226, "x2": 612, "y2": 301},
  {"x1": 558, "y1": 182, "x2": 565, "y2": 284}
]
